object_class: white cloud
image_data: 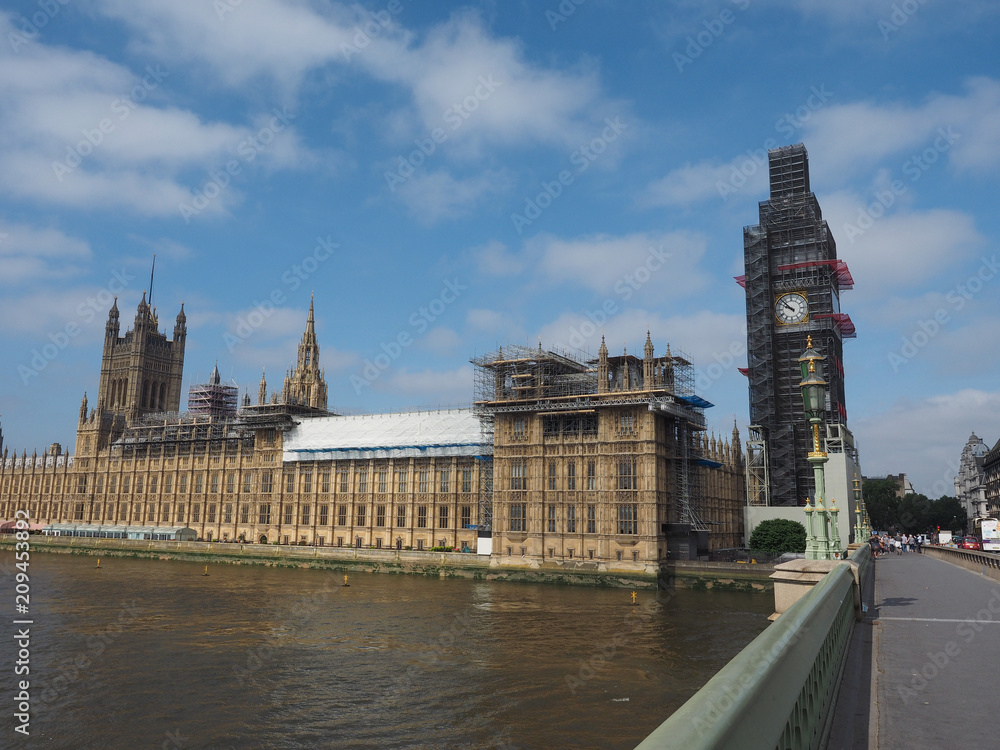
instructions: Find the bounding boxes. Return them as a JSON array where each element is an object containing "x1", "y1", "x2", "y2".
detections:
[
  {"x1": 0, "y1": 221, "x2": 91, "y2": 284},
  {"x1": 466, "y1": 308, "x2": 509, "y2": 332},
  {"x1": 644, "y1": 158, "x2": 765, "y2": 208},
  {"x1": 529, "y1": 230, "x2": 711, "y2": 299},
  {"x1": 472, "y1": 241, "x2": 524, "y2": 277},
  {"x1": 758, "y1": 0, "x2": 997, "y2": 29},
  {"x1": 538, "y1": 307, "x2": 746, "y2": 367},
  {"x1": 375, "y1": 365, "x2": 475, "y2": 404},
  {"x1": 910, "y1": 313, "x2": 1000, "y2": 377},
  {"x1": 0, "y1": 12, "x2": 311, "y2": 216},
  {"x1": 805, "y1": 77, "x2": 1000, "y2": 182},
  {"x1": 854, "y1": 389, "x2": 1000, "y2": 496},
  {"x1": 94, "y1": 0, "x2": 359, "y2": 90},
  {"x1": 394, "y1": 169, "x2": 514, "y2": 223},
  {"x1": 418, "y1": 326, "x2": 462, "y2": 354},
  {"x1": 645, "y1": 78, "x2": 1000, "y2": 209},
  {"x1": 95, "y1": 4, "x2": 614, "y2": 154},
  {"x1": 125, "y1": 236, "x2": 195, "y2": 261},
  {"x1": 822, "y1": 192, "x2": 985, "y2": 297},
  {"x1": 363, "y1": 11, "x2": 608, "y2": 151}
]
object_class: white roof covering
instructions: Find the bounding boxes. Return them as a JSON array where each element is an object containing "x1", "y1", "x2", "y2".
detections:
[{"x1": 282, "y1": 408, "x2": 486, "y2": 462}]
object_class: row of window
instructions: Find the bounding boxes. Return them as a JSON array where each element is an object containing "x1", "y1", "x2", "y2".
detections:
[
  {"x1": 511, "y1": 459, "x2": 637, "y2": 491},
  {"x1": 513, "y1": 412, "x2": 634, "y2": 438},
  {"x1": 55, "y1": 502, "x2": 476, "y2": 529},
  {"x1": 5, "y1": 467, "x2": 476, "y2": 497},
  {"x1": 508, "y1": 547, "x2": 641, "y2": 562},
  {"x1": 509, "y1": 503, "x2": 638, "y2": 534}
]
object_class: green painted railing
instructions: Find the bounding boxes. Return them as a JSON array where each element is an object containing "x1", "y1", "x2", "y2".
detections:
[{"x1": 635, "y1": 545, "x2": 870, "y2": 750}]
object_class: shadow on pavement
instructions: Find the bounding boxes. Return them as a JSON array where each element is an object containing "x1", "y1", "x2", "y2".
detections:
[{"x1": 880, "y1": 596, "x2": 918, "y2": 608}]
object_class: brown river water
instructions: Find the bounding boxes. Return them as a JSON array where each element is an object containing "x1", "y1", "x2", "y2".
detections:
[{"x1": 0, "y1": 551, "x2": 772, "y2": 749}]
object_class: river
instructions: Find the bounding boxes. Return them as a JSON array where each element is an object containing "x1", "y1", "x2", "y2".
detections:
[{"x1": 0, "y1": 552, "x2": 772, "y2": 749}]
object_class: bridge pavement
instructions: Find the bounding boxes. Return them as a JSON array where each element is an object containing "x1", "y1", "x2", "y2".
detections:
[{"x1": 833, "y1": 550, "x2": 1000, "y2": 749}]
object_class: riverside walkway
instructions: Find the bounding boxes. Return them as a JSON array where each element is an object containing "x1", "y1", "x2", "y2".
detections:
[{"x1": 837, "y1": 550, "x2": 1000, "y2": 749}]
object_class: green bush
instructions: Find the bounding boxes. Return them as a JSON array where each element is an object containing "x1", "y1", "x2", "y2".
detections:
[{"x1": 749, "y1": 518, "x2": 807, "y2": 555}]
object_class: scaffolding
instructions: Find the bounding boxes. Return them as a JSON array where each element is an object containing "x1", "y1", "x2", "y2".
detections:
[
  {"x1": 187, "y1": 366, "x2": 239, "y2": 420},
  {"x1": 112, "y1": 412, "x2": 252, "y2": 460},
  {"x1": 111, "y1": 398, "x2": 326, "y2": 460},
  {"x1": 471, "y1": 341, "x2": 711, "y2": 531},
  {"x1": 742, "y1": 143, "x2": 855, "y2": 506},
  {"x1": 745, "y1": 424, "x2": 770, "y2": 506}
]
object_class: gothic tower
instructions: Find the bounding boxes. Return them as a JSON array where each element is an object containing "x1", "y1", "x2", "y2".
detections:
[
  {"x1": 95, "y1": 294, "x2": 187, "y2": 424},
  {"x1": 283, "y1": 295, "x2": 328, "y2": 410},
  {"x1": 742, "y1": 144, "x2": 855, "y2": 506}
]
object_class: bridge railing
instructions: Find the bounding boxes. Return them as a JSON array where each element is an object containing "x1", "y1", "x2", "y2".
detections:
[
  {"x1": 922, "y1": 544, "x2": 1000, "y2": 583},
  {"x1": 635, "y1": 544, "x2": 871, "y2": 750}
]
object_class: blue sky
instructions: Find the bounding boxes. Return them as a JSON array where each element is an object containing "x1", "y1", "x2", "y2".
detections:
[{"x1": 1, "y1": 0, "x2": 998, "y2": 497}]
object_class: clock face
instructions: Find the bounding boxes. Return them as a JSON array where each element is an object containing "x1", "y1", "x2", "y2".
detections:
[{"x1": 775, "y1": 292, "x2": 808, "y2": 325}]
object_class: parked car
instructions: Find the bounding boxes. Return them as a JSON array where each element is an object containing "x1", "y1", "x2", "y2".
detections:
[{"x1": 960, "y1": 536, "x2": 982, "y2": 551}]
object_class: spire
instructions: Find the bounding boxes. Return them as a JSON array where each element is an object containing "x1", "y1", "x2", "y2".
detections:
[
  {"x1": 106, "y1": 297, "x2": 120, "y2": 340},
  {"x1": 210, "y1": 362, "x2": 220, "y2": 385},
  {"x1": 80, "y1": 391, "x2": 88, "y2": 421},
  {"x1": 643, "y1": 331, "x2": 654, "y2": 390},
  {"x1": 148, "y1": 254, "x2": 156, "y2": 309},
  {"x1": 174, "y1": 302, "x2": 187, "y2": 339},
  {"x1": 258, "y1": 369, "x2": 267, "y2": 406},
  {"x1": 598, "y1": 335, "x2": 609, "y2": 394},
  {"x1": 285, "y1": 297, "x2": 327, "y2": 409}
]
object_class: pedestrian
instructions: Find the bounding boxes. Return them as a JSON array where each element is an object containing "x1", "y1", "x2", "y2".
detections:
[{"x1": 915, "y1": 535, "x2": 922, "y2": 554}]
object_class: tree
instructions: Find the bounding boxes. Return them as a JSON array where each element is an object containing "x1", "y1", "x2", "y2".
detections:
[
  {"x1": 749, "y1": 518, "x2": 807, "y2": 555},
  {"x1": 863, "y1": 478, "x2": 900, "y2": 532},
  {"x1": 927, "y1": 495, "x2": 967, "y2": 534},
  {"x1": 897, "y1": 493, "x2": 931, "y2": 533}
]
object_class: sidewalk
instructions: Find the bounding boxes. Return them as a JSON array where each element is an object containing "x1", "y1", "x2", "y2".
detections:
[{"x1": 869, "y1": 551, "x2": 1000, "y2": 748}]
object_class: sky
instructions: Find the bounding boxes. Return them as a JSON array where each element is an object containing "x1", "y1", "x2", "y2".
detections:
[{"x1": 1, "y1": 0, "x2": 998, "y2": 498}]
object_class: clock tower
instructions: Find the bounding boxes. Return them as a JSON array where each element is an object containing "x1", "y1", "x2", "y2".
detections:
[{"x1": 741, "y1": 144, "x2": 856, "y2": 507}]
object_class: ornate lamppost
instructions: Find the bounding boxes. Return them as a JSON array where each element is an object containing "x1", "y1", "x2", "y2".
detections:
[
  {"x1": 853, "y1": 473, "x2": 871, "y2": 541},
  {"x1": 799, "y1": 337, "x2": 831, "y2": 560}
]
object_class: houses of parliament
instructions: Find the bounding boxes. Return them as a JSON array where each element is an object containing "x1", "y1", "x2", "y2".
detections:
[{"x1": 0, "y1": 291, "x2": 747, "y2": 566}]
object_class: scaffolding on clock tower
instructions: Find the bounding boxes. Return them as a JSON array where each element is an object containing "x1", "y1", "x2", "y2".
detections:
[{"x1": 738, "y1": 144, "x2": 856, "y2": 507}]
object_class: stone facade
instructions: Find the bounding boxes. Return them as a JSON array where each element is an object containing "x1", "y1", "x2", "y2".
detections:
[
  {"x1": 982, "y1": 438, "x2": 1000, "y2": 519},
  {"x1": 477, "y1": 336, "x2": 745, "y2": 565},
  {"x1": 1, "y1": 297, "x2": 746, "y2": 562},
  {"x1": 955, "y1": 432, "x2": 990, "y2": 520}
]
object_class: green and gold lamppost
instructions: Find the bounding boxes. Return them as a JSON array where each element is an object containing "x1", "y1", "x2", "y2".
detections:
[
  {"x1": 853, "y1": 474, "x2": 863, "y2": 542},
  {"x1": 799, "y1": 337, "x2": 831, "y2": 560},
  {"x1": 852, "y1": 473, "x2": 870, "y2": 542}
]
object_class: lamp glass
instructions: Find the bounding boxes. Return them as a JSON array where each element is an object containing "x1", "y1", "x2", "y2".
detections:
[{"x1": 802, "y1": 382, "x2": 825, "y2": 420}]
